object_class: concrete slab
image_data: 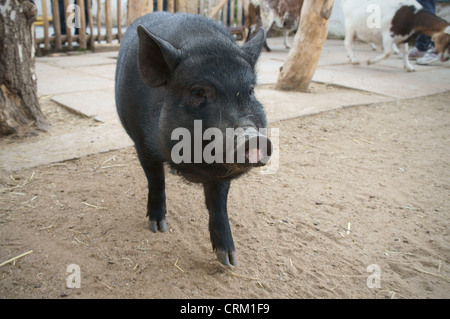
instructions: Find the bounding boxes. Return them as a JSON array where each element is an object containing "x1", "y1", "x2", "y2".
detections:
[
  {"x1": 0, "y1": 124, "x2": 133, "y2": 172},
  {"x1": 51, "y1": 89, "x2": 117, "y2": 122},
  {"x1": 75, "y1": 64, "x2": 117, "y2": 80},
  {"x1": 94, "y1": 111, "x2": 122, "y2": 124},
  {"x1": 312, "y1": 64, "x2": 450, "y2": 98},
  {"x1": 36, "y1": 63, "x2": 115, "y2": 96},
  {"x1": 93, "y1": 51, "x2": 119, "y2": 59},
  {"x1": 258, "y1": 86, "x2": 394, "y2": 123},
  {"x1": 37, "y1": 54, "x2": 116, "y2": 69},
  {"x1": 256, "y1": 52, "x2": 285, "y2": 85}
]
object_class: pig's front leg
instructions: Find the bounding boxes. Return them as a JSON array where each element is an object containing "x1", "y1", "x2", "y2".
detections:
[
  {"x1": 203, "y1": 180, "x2": 236, "y2": 266},
  {"x1": 137, "y1": 154, "x2": 167, "y2": 233}
]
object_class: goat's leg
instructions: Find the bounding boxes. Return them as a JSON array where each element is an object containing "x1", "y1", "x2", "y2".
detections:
[
  {"x1": 262, "y1": 17, "x2": 274, "y2": 52},
  {"x1": 403, "y1": 42, "x2": 416, "y2": 72},
  {"x1": 372, "y1": 43, "x2": 399, "y2": 54},
  {"x1": 368, "y1": 51, "x2": 391, "y2": 65},
  {"x1": 344, "y1": 28, "x2": 359, "y2": 64},
  {"x1": 283, "y1": 30, "x2": 290, "y2": 49},
  {"x1": 392, "y1": 43, "x2": 400, "y2": 55},
  {"x1": 368, "y1": 32, "x2": 392, "y2": 65}
]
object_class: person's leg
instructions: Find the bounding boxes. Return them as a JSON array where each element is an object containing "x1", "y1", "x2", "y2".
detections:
[
  {"x1": 59, "y1": 0, "x2": 67, "y2": 35},
  {"x1": 418, "y1": 0, "x2": 436, "y2": 49},
  {"x1": 415, "y1": 0, "x2": 442, "y2": 65},
  {"x1": 412, "y1": 0, "x2": 436, "y2": 53},
  {"x1": 415, "y1": 35, "x2": 431, "y2": 52},
  {"x1": 419, "y1": 0, "x2": 436, "y2": 12}
]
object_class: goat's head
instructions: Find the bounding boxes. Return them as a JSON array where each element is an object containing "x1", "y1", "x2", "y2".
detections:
[{"x1": 432, "y1": 26, "x2": 450, "y2": 62}]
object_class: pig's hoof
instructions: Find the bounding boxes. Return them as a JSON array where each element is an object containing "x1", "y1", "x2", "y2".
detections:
[
  {"x1": 149, "y1": 219, "x2": 167, "y2": 233},
  {"x1": 216, "y1": 250, "x2": 236, "y2": 266}
]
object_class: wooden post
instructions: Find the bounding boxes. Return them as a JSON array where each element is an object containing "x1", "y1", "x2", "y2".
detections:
[
  {"x1": 51, "y1": 0, "x2": 62, "y2": 50},
  {"x1": 237, "y1": 0, "x2": 243, "y2": 27},
  {"x1": 222, "y1": 0, "x2": 227, "y2": 26},
  {"x1": 117, "y1": 0, "x2": 122, "y2": 42},
  {"x1": 105, "y1": 0, "x2": 112, "y2": 43},
  {"x1": 42, "y1": 0, "x2": 50, "y2": 50},
  {"x1": 199, "y1": 0, "x2": 204, "y2": 15},
  {"x1": 157, "y1": 0, "x2": 163, "y2": 11},
  {"x1": 229, "y1": 0, "x2": 235, "y2": 27},
  {"x1": 207, "y1": 0, "x2": 214, "y2": 17},
  {"x1": 167, "y1": 0, "x2": 174, "y2": 13},
  {"x1": 275, "y1": 0, "x2": 334, "y2": 92},
  {"x1": 140, "y1": 0, "x2": 154, "y2": 15},
  {"x1": 77, "y1": 0, "x2": 87, "y2": 49},
  {"x1": 97, "y1": 0, "x2": 102, "y2": 42},
  {"x1": 63, "y1": 0, "x2": 73, "y2": 49},
  {"x1": 209, "y1": 0, "x2": 228, "y2": 19},
  {"x1": 87, "y1": 0, "x2": 94, "y2": 48},
  {"x1": 127, "y1": 0, "x2": 139, "y2": 25},
  {"x1": 175, "y1": 0, "x2": 186, "y2": 12}
]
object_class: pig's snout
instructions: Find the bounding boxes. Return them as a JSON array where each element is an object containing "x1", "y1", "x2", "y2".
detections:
[{"x1": 234, "y1": 127, "x2": 272, "y2": 167}]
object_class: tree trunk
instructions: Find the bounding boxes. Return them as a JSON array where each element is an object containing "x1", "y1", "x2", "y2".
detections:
[
  {"x1": 0, "y1": 0, "x2": 48, "y2": 136},
  {"x1": 275, "y1": 0, "x2": 334, "y2": 92}
]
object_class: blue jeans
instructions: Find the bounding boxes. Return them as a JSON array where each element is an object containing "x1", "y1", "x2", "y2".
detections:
[{"x1": 415, "y1": 0, "x2": 436, "y2": 51}]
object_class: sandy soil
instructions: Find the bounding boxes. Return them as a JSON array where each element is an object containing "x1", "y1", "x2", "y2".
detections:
[{"x1": 0, "y1": 90, "x2": 449, "y2": 299}]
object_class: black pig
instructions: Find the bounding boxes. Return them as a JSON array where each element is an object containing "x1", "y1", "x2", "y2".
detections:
[{"x1": 115, "y1": 12, "x2": 271, "y2": 266}]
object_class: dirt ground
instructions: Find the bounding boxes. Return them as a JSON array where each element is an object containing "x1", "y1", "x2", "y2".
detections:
[{"x1": 0, "y1": 89, "x2": 449, "y2": 299}]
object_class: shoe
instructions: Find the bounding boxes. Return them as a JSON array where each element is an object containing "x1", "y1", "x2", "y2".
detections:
[
  {"x1": 408, "y1": 46, "x2": 426, "y2": 60},
  {"x1": 416, "y1": 49, "x2": 440, "y2": 65}
]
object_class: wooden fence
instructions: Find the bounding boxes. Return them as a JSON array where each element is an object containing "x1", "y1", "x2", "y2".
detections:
[{"x1": 34, "y1": 0, "x2": 248, "y2": 55}]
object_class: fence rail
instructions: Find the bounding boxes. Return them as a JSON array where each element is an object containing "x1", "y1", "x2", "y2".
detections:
[{"x1": 34, "y1": 0, "x2": 248, "y2": 55}]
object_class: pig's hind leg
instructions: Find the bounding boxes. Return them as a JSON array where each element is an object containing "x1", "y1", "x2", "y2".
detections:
[
  {"x1": 135, "y1": 148, "x2": 167, "y2": 233},
  {"x1": 203, "y1": 180, "x2": 236, "y2": 266}
]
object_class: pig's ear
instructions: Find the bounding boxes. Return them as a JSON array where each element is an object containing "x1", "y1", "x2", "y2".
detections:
[
  {"x1": 241, "y1": 28, "x2": 266, "y2": 66},
  {"x1": 137, "y1": 25, "x2": 182, "y2": 88}
]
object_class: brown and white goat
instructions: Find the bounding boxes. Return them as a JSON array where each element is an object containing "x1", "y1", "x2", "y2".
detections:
[{"x1": 245, "y1": 0, "x2": 304, "y2": 51}]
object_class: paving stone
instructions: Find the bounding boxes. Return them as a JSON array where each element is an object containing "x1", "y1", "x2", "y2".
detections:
[
  {"x1": 0, "y1": 124, "x2": 133, "y2": 172},
  {"x1": 258, "y1": 87, "x2": 394, "y2": 123},
  {"x1": 51, "y1": 89, "x2": 116, "y2": 119},
  {"x1": 36, "y1": 63, "x2": 114, "y2": 96},
  {"x1": 312, "y1": 64, "x2": 450, "y2": 98}
]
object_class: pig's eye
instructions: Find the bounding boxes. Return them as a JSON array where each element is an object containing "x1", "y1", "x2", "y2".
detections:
[{"x1": 191, "y1": 88, "x2": 206, "y2": 98}]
